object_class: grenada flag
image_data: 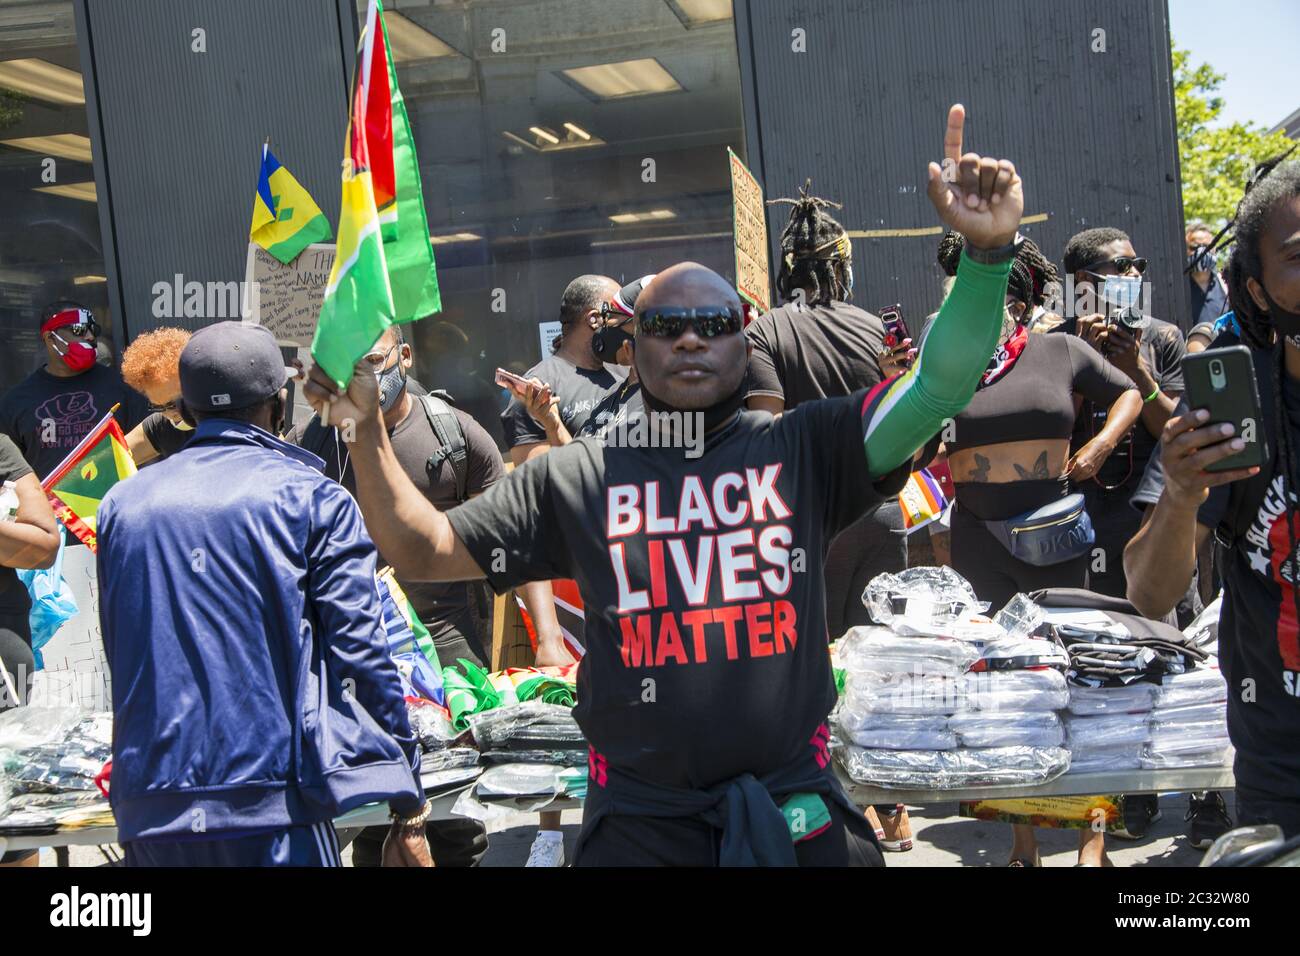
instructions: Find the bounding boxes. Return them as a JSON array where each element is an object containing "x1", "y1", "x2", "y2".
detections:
[
  {"x1": 42, "y1": 408, "x2": 137, "y2": 552},
  {"x1": 311, "y1": 0, "x2": 396, "y2": 388}
]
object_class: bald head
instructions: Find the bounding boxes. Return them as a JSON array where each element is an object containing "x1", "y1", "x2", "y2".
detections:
[
  {"x1": 632, "y1": 261, "x2": 750, "y2": 413},
  {"x1": 635, "y1": 262, "x2": 742, "y2": 316}
]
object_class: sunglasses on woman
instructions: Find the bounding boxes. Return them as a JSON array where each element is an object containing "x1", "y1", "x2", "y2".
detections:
[
  {"x1": 637, "y1": 307, "x2": 743, "y2": 339},
  {"x1": 1083, "y1": 256, "x2": 1148, "y2": 276}
]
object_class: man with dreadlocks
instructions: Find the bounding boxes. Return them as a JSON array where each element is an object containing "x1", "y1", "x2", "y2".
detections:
[
  {"x1": 1126, "y1": 155, "x2": 1300, "y2": 840},
  {"x1": 744, "y1": 181, "x2": 922, "y2": 851}
]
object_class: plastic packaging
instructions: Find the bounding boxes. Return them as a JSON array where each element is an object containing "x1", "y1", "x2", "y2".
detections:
[
  {"x1": 1152, "y1": 666, "x2": 1227, "y2": 708},
  {"x1": 837, "y1": 709, "x2": 958, "y2": 750},
  {"x1": 993, "y1": 593, "x2": 1045, "y2": 640},
  {"x1": 480, "y1": 749, "x2": 588, "y2": 767},
  {"x1": 1146, "y1": 724, "x2": 1229, "y2": 752},
  {"x1": 844, "y1": 672, "x2": 965, "y2": 715},
  {"x1": 1067, "y1": 743, "x2": 1144, "y2": 774},
  {"x1": 976, "y1": 636, "x2": 1069, "y2": 672},
  {"x1": 961, "y1": 668, "x2": 1069, "y2": 713},
  {"x1": 1139, "y1": 744, "x2": 1232, "y2": 770},
  {"x1": 1182, "y1": 596, "x2": 1221, "y2": 652},
  {"x1": 1067, "y1": 683, "x2": 1155, "y2": 716},
  {"x1": 948, "y1": 711, "x2": 1064, "y2": 748},
  {"x1": 863, "y1": 566, "x2": 986, "y2": 628},
  {"x1": 1148, "y1": 701, "x2": 1227, "y2": 729},
  {"x1": 0, "y1": 481, "x2": 17, "y2": 523},
  {"x1": 419, "y1": 748, "x2": 480, "y2": 773},
  {"x1": 406, "y1": 700, "x2": 462, "y2": 752},
  {"x1": 0, "y1": 706, "x2": 83, "y2": 752},
  {"x1": 467, "y1": 701, "x2": 584, "y2": 751},
  {"x1": 839, "y1": 626, "x2": 980, "y2": 677},
  {"x1": 1064, "y1": 711, "x2": 1151, "y2": 748},
  {"x1": 836, "y1": 744, "x2": 1070, "y2": 789}
]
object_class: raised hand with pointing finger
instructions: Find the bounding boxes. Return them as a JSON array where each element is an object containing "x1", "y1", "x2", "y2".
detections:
[{"x1": 926, "y1": 104, "x2": 1024, "y2": 251}]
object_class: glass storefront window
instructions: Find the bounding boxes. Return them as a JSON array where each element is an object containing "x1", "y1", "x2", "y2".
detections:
[
  {"x1": 373, "y1": 0, "x2": 746, "y2": 442},
  {"x1": 0, "y1": 0, "x2": 112, "y2": 393}
]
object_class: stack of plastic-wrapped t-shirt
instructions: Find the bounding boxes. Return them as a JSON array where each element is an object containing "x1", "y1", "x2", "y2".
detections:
[
  {"x1": 1144, "y1": 663, "x2": 1230, "y2": 769},
  {"x1": 1036, "y1": 596, "x2": 1225, "y2": 774},
  {"x1": 832, "y1": 569, "x2": 1071, "y2": 790},
  {"x1": 1063, "y1": 683, "x2": 1153, "y2": 773},
  {"x1": 0, "y1": 706, "x2": 114, "y2": 832}
]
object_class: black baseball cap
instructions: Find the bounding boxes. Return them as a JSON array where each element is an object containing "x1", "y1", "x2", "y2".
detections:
[{"x1": 179, "y1": 321, "x2": 291, "y2": 413}]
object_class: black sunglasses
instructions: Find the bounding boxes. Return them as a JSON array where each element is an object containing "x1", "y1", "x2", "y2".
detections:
[
  {"x1": 637, "y1": 307, "x2": 743, "y2": 339},
  {"x1": 149, "y1": 400, "x2": 179, "y2": 415},
  {"x1": 1084, "y1": 256, "x2": 1148, "y2": 276}
]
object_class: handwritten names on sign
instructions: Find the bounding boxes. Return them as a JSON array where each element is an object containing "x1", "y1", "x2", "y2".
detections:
[
  {"x1": 728, "y1": 148, "x2": 770, "y2": 314},
  {"x1": 241, "y1": 242, "x2": 336, "y2": 346}
]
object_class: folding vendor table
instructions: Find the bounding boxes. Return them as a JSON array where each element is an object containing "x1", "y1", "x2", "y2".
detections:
[{"x1": 0, "y1": 766, "x2": 1234, "y2": 860}]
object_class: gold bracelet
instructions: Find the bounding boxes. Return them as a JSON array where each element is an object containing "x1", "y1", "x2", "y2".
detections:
[{"x1": 391, "y1": 800, "x2": 431, "y2": 828}]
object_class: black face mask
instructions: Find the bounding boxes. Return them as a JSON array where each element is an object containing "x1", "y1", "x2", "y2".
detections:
[
  {"x1": 1261, "y1": 283, "x2": 1300, "y2": 343},
  {"x1": 591, "y1": 321, "x2": 634, "y2": 361},
  {"x1": 1187, "y1": 245, "x2": 1213, "y2": 272}
]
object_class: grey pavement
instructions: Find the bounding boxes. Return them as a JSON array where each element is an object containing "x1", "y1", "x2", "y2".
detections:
[{"x1": 49, "y1": 796, "x2": 1218, "y2": 867}]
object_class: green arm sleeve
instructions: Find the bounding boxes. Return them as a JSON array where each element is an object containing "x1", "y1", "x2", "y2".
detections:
[{"x1": 861, "y1": 251, "x2": 1013, "y2": 477}]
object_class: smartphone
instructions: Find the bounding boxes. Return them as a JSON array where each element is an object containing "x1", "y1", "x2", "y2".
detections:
[
  {"x1": 1180, "y1": 345, "x2": 1268, "y2": 473},
  {"x1": 494, "y1": 367, "x2": 531, "y2": 391},
  {"x1": 879, "y1": 304, "x2": 909, "y2": 349}
]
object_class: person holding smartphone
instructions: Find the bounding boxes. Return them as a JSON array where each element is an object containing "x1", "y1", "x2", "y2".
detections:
[{"x1": 1126, "y1": 157, "x2": 1300, "y2": 839}]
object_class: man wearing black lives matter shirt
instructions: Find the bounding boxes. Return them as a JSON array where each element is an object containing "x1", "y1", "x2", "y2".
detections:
[
  {"x1": 0, "y1": 302, "x2": 138, "y2": 480},
  {"x1": 1126, "y1": 159, "x2": 1300, "y2": 835},
  {"x1": 306, "y1": 104, "x2": 1023, "y2": 865}
]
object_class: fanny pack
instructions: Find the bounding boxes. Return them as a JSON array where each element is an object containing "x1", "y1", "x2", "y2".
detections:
[{"x1": 982, "y1": 492, "x2": 1094, "y2": 567}]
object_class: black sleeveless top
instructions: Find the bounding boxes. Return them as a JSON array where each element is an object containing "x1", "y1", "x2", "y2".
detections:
[{"x1": 947, "y1": 332, "x2": 1136, "y2": 454}]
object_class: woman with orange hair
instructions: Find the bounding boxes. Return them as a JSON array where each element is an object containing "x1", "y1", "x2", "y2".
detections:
[{"x1": 120, "y1": 327, "x2": 193, "y2": 465}]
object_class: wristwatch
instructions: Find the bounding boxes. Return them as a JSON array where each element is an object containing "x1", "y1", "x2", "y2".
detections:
[
  {"x1": 962, "y1": 233, "x2": 1023, "y2": 265},
  {"x1": 390, "y1": 800, "x2": 432, "y2": 828}
]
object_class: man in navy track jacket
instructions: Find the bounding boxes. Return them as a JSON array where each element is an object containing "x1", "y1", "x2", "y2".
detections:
[{"x1": 97, "y1": 322, "x2": 431, "y2": 867}]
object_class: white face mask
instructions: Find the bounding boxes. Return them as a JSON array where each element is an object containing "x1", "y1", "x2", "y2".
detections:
[{"x1": 1099, "y1": 274, "x2": 1142, "y2": 310}]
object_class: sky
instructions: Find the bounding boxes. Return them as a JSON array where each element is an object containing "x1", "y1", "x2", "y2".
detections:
[{"x1": 1168, "y1": 0, "x2": 1300, "y2": 131}]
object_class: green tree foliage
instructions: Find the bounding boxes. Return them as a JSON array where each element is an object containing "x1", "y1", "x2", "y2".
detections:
[{"x1": 1175, "y1": 44, "x2": 1294, "y2": 229}]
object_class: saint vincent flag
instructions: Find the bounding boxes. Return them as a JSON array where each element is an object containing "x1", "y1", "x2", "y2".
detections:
[
  {"x1": 311, "y1": 0, "x2": 396, "y2": 388},
  {"x1": 363, "y1": 0, "x2": 440, "y2": 323},
  {"x1": 249, "y1": 144, "x2": 332, "y2": 264},
  {"x1": 42, "y1": 410, "x2": 137, "y2": 553}
]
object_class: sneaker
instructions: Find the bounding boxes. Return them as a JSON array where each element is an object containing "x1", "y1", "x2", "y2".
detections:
[
  {"x1": 878, "y1": 804, "x2": 914, "y2": 852},
  {"x1": 525, "y1": 830, "x2": 566, "y2": 867},
  {"x1": 1113, "y1": 794, "x2": 1162, "y2": 841},
  {"x1": 1185, "y1": 792, "x2": 1233, "y2": 850}
]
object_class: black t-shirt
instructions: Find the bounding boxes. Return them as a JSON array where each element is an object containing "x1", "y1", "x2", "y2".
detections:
[
  {"x1": 0, "y1": 435, "x2": 34, "y2": 617},
  {"x1": 1132, "y1": 389, "x2": 1300, "y2": 797},
  {"x1": 0, "y1": 364, "x2": 139, "y2": 480},
  {"x1": 1051, "y1": 316, "x2": 1186, "y2": 489},
  {"x1": 948, "y1": 333, "x2": 1136, "y2": 455},
  {"x1": 576, "y1": 380, "x2": 643, "y2": 438},
  {"x1": 744, "y1": 300, "x2": 886, "y2": 409},
  {"x1": 287, "y1": 396, "x2": 506, "y2": 626},
  {"x1": 141, "y1": 413, "x2": 193, "y2": 460},
  {"x1": 447, "y1": 393, "x2": 910, "y2": 788},
  {"x1": 499, "y1": 355, "x2": 626, "y2": 448}
]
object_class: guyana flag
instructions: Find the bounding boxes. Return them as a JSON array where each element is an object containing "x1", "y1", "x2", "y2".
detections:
[
  {"x1": 312, "y1": 0, "x2": 442, "y2": 386},
  {"x1": 365, "y1": 0, "x2": 440, "y2": 324},
  {"x1": 42, "y1": 409, "x2": 137, "y2": 552},
  {"x1": 311, "y1": 0, "x2": 397, "y2": 388}
]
